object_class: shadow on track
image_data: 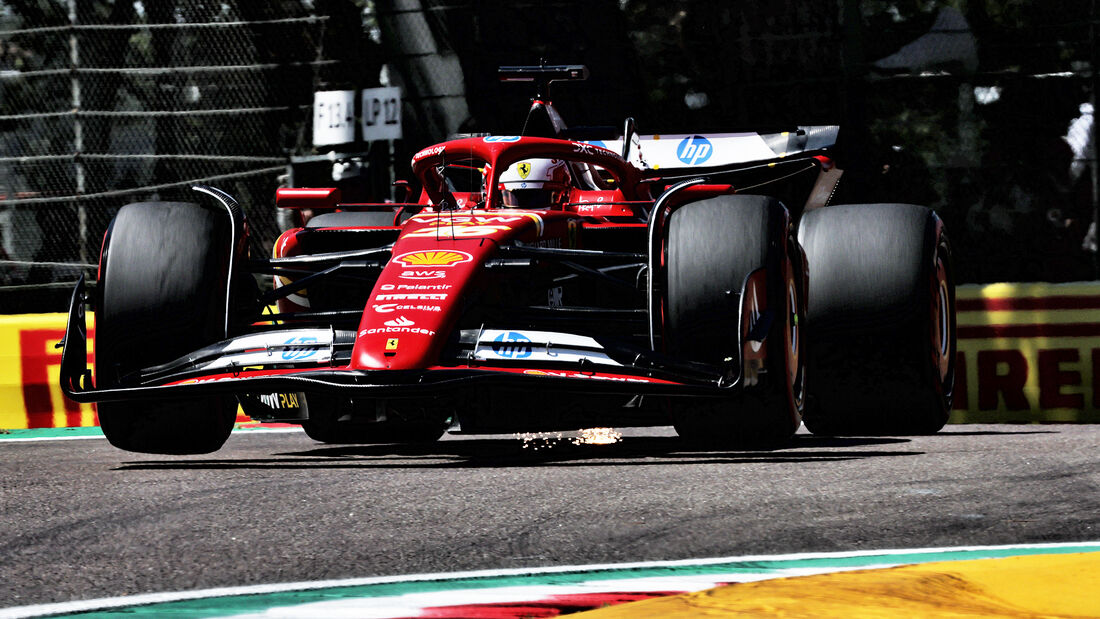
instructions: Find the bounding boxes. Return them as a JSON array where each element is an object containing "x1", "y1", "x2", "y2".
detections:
[
  {"x1": 114, "y1": 433, "x2": 923, "y2": 471},
  {"x1": 935, "y1": 429, "x2": 1057, "y2": 436}
]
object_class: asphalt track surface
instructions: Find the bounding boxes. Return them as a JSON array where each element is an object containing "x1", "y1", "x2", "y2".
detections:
[{"x1": 2, "y1": 424, "x2": 1099, "y2": 610}]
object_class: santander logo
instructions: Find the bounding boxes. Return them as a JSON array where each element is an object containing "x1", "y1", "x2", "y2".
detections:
[{"x1": 384, "y1": 316, "x2": 415, "y2": 327}]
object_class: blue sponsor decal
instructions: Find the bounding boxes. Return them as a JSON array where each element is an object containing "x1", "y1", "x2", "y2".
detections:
[
  {"x1": 491, "y1": 332, "x2": 532, "y2": 359},
  {"x1": 282, "y1": 336, "x2": 320, "y2": 361},
  {"x1": 677, "y1": 135, "x2": 713, "y2": 166},
  {"x1": 587, "y1": 140, "x2": 606, "y2": 149},
  {"x1": 483, "y1": 135, "x2": 522, "y2": 143}
]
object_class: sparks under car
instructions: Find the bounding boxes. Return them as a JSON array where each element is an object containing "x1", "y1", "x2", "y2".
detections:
[{"x1": 60, "y1": 65, "x2": 955, "y2": 454}]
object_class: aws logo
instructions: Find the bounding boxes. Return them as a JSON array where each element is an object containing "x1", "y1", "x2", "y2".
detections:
[{"x1": 398, "y1": 270, "x2": 447, "y2": 280}]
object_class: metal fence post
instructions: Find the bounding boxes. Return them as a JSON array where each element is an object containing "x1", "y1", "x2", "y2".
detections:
[
  {"x1": 68, "y1": 0, "x2": 86, "y2": 268},
  {"x1": 1092, "y1": 0, "x2": 1099, "y2": 278}
]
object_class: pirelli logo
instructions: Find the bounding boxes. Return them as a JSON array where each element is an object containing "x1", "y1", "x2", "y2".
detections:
[{"x1": 952, "y1": 283, "x2": 1100, "y2": 422}]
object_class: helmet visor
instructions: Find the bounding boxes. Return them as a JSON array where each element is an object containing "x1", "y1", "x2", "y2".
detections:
[{"x1": 501, "y1": 188, "x2": 565, "y2": 208}]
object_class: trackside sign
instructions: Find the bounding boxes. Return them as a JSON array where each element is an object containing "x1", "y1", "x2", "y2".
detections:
[
  {"x1": 312, "y1": 87, "x2": 402, "y2": 146},
  {"x1": 312, "y1": 90, "x2": 355, "y2": 145},
  {"x1": 0, "y1": 314, "x2": 97, "y2": 429},
  {"x1": 950, "y1": 282, "x2": 1100, "y2": 423},
  {"x1": 361, "y1": 86, "x2": 402, "y2": 142}
]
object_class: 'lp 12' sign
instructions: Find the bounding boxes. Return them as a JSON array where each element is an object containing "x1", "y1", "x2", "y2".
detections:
[{"x1": 361, "y1": 86, "x2": 402, "y2": 142}]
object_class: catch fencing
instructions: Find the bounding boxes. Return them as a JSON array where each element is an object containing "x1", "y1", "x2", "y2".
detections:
[
  {"x1": 0, "y1": 3, "x2": 330, "y2": 311},
  {"x1": 0, "y1": 1, "x2": 1097, "y2": 313}
]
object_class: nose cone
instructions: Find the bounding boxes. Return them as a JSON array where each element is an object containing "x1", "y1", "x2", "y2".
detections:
[{"x1": 351, "y1": 210, "x2": 553, "y2": 370}]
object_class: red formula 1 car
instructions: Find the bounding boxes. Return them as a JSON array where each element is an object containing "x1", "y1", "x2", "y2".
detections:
[{"x1": 60, "y1": 65, "x2": 955, "y2": 454}]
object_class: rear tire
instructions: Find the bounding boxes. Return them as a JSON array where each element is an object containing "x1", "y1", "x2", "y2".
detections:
[
  {"x1": 664, "y1": 195, "x2": 804, "y2": 447},
  {"x1": 95, "y1": 201, "x2": 243, "y2": 454},
  {"x1": 798, "y1": 203, "x2": 955, "y2": 435}
]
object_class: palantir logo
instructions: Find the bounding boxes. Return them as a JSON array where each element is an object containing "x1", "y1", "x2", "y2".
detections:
[
  {"x1": 677, "y1": 135, "x2": 712, "y2": 166},
  {"x1": 491, "y1": 332, "x2": 532, "y2": 359},
  {"x1": 282, "y1": 336, "x2": 319, "y2": 361}
]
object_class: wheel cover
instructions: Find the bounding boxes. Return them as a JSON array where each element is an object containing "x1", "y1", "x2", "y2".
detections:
[
  {"x1": 928, "y1": 235, "x2": 954, "y2": 404},
  {"x1": 930, "y1": 241, "x2": 954, "y2": 388},
  {"x1": 785, "y1": 263, "x2": 806, "y2": 414}
]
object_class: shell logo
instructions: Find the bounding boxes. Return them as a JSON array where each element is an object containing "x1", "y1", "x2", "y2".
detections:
[{"x1": 392, "y1": 250, "x2": 473, "y2": 267}]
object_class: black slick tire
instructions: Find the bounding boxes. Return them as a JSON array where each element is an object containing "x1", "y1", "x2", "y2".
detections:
[
  {"x1": 95, "y1": 201, "x2": 242, "y2": 454},
  {"x1": 797, "y1": 203, "x2": 956, "y2": 435},
  {"x1": 664, "y1": 195, "x2": 805, "y2": 447}
]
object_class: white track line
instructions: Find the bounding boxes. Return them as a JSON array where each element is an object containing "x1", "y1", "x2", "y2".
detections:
[
  {"x1": 0, "y1": 434, "x2": 104, "y2": 443},
  {"x1": 0, "y1": 427, "x2": 303, "y2": 443},
  {"x1": 3, "y1": 541, "x2": 1099, "y2": 619}
]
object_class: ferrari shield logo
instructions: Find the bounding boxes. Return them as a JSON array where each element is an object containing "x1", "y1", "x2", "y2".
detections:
[
  {"x1": 385, "y1": 338, "x2": 399, "y2": 351},
  {"x1": 517, "y1": 162, "x2": 531, "y2": 179}
]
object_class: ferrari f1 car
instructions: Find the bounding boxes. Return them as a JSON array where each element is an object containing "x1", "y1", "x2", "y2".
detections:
[{"x1": 60, "y1": 64, "x2": 955, "y2": 454}]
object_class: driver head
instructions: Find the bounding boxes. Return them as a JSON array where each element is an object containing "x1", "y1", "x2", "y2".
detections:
[{"x1": 499, "y1": 158, "x2": 571, "y2": 208}]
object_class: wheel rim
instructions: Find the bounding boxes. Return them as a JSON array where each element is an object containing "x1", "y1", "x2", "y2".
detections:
[
  {"x1": 785, "y1": 265, "x2": 806, "y2": 414},
  {"x1": 930, "y1": 237, "x2": 955, "y2": 394}
]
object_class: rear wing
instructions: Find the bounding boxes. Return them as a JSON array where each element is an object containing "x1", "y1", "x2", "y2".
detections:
[{"x1": 584, "y1": 126, "x2": 839, "y2": 174}]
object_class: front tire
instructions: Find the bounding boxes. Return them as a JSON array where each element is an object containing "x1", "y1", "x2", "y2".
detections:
[
  {"x1": 95, "y1": 201, "x2": 244, "y2": 454},
  {"x1": 663, "y1": 195, "x2": 804, "y2": 447}
]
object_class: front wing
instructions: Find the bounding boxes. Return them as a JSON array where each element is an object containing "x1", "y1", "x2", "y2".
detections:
[{"x1": 59, "y1": 278, "x2": 745, "y2": 405}]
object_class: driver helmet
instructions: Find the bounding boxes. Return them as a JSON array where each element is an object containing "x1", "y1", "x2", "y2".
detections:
[{"x1": 499, "y1": 158, "x2": 571, "y2": 208}]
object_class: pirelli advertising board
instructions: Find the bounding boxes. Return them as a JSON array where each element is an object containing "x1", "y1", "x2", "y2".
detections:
[
  {"x1": 0, "y1": 314, "x2": 98, "y2": 430},
  {"x1": 952, "y1": 282, "x2": 1100, "y2": 423},
  {"x1": 2, "y1": 282, "x2": 1100, "y2": 429}
]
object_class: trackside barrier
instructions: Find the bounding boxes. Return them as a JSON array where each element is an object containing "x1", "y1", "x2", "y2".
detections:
[
  {"x1": 951, "y1": 282, "x2": 1100, "y2": 423},
  {"x1": 1, "y1": 282, "x2": 1100, "y2": 430},
  {"x1": 0, "y1": 313, "x2": 247, "y2": 430},
  {"x1": 0, "y1": 313, "x2": 98, "y2": 430}
]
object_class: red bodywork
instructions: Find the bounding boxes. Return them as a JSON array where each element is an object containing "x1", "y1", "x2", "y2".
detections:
[{"x1": 274, "y1": 136, "x2": 675, "y2": 375}]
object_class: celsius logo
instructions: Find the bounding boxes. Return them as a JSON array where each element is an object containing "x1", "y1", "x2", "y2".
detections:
[
  {"x1": 491, "y1": 331, "x2": 532, "y2": 359},
  {"x1": 281, "y1": 336, "x2": 319, "y2": 361},
  {"x1": 677, "y1": 135, "x2": 712, "y2": 166},
  {"x1": 384, "y1": 316, "x2": 415, "y2": 327}
]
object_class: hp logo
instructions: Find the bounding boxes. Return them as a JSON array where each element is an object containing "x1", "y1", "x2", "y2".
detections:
[
  {"x1": 282, "y1": 336, "x2": 319, "y2": 361},
  {"x1": 677, "y1": 135, "x2": 713, "y2": 166},
  {"x1": 491, "y1": 332, "x2": 532, "y2": 359}
]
